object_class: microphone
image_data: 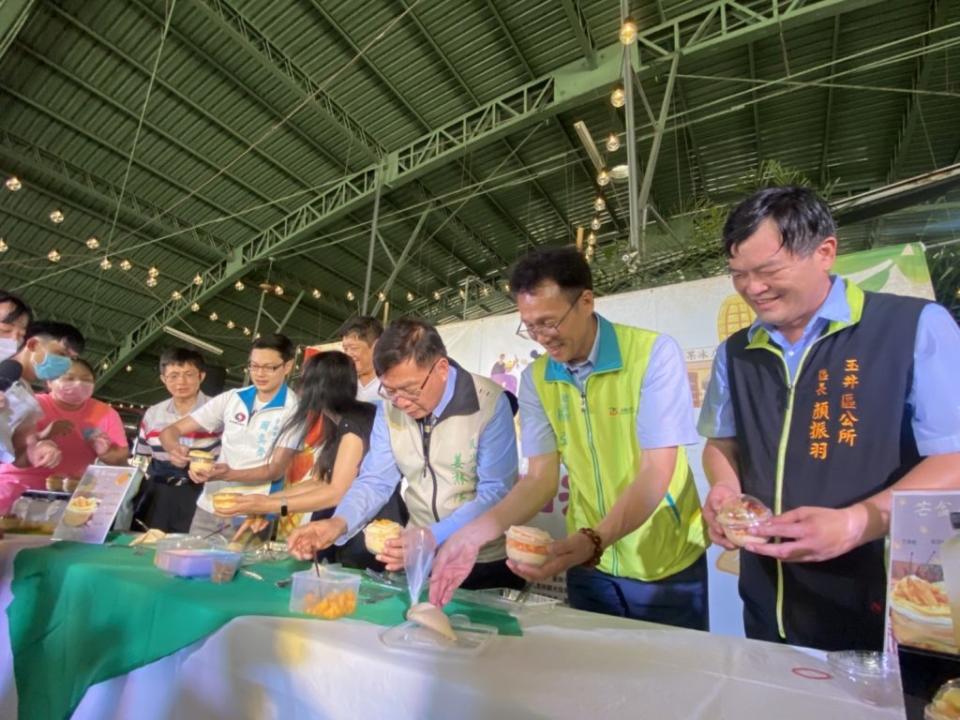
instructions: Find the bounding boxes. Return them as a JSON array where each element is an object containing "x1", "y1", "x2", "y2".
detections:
[{"x1": 0, "y1": 359, "x2": 23, "y2": 392}]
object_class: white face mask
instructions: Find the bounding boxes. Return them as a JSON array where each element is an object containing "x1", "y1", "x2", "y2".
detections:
[{"x1": 0, "y1": 337, "x2": 18, "y2": 362}]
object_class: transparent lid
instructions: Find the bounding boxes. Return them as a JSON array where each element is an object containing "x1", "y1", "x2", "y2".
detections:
[
  {"x1": 717, "y1": 494, "x2": 772, "y2": 527},
  {"x1": 826, "y1": 650, "x2": 899, "y2": 678},
  {"x1": 926, "y1": 678, "x2": 960, "y2": 720},
  {"x1": 467, "y1": 587, "x2": 560, "y2": 612},
  {"x1": 380, "y1": 614, "x2": 497, "y2": 658}
]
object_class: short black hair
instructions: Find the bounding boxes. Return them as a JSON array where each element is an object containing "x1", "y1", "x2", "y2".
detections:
[
  {"x1": 252, "y1": 332, "x2": 294, "y2": 362},
  {"x1": 70, "y1": 358, "x2": 97, "y2": 378},
  {"x1": 509, "y1": 246, "x2": 593, "y2": 301},
  {"x1": 25, "y1": 321, "x2": 85, "y2": 355},
  {"x1": 159, "y1": 347, "x2": 206, "y2": 375},
  {"x1": 723, "y1": 186, "x2": 836, "y2": 258},
  {"x1": 373, "y1": 317, "x2": 446, "y2": 376},
  {"x1": 0, "y1": 291, "x2": 32, "y2": 327},
  {"x1": 338, "y1": 316, "x2": 383, "y2": 345}
]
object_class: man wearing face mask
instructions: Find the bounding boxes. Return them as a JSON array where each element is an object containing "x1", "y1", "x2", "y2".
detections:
[
  {"x1": 0, "y1": 358, "x2": 128, "y2": 497},
  {"x1": 0, "y1": 291, "x2": 32, "y2": 363},
  {"x1": 0, "y1": 322, "x2": 85, "y2": 510},
  {"x1": 0, "y1": 291, "x2": 33, "y2": 513}
]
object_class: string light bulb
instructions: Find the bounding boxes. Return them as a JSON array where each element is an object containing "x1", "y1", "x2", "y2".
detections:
[
  {"x1": 0, "y1": 239, "x2": 8, "y2": 253},
  {"x1": 377, "y1": 291, "x2": 386, "y2": 302},
  {"x1": 610, "y1": 85, "x2": 625, "y2": 108},
  {"x1": 193, "y1": 273, "x2": 203, "y2": 286},
  {"x1": 102, "y1": 360, "x2": 110, "y2": 370},
  {"x1": 273, "y1": 285, "x2": 284, "y2": 296},
  {"x1": 49, "y1": 209, "x2": 65, "y2": 224},
  {"x1": 226, "y1": 320, "x2": 235, "y2": 329},
  {"x1": 406, "y1": 291, "x2": 415, "y2": 302},
  {"x1": 234, "y1": 280, "x2": 244, "y2": 291},
  {"x1": 311, "y1": 288, "x2": 321, "y2": 299},
  {"x1": 100, "y1": 257, "x2": 112, "y2": 270},
  {"x1": 597, "y1": 168, "x2": 611, "y2": 187},
  {"x1": 593, "y1": 196, "x2": 606, "y2": 212},
  {"x1": 4, "y1": 176, "x2": 21, "y2": 192},
  {"x1": 619, "y1": 17, "x2": 638, "y2": 45},
  {"x1": 458, "y1": 288, "x2": 466, "y2": 299},
  {"x1": 119, "y1": 259, "x2": 132, "y2": 271},
  {"x1": 590, "y1": 216, "x2": 602, "y2": 231},
  {"x1": 346, "y1": 290, "x2": 355, "y2": 301},
  {"x1": 242, "y1": 326, "x2": 251, "y2": 336},
  {"x1": 47, "y1": 249, "x2": 61, "y2": 262},
  {"x1": 171, "y1": 290, "x2": 182, "y2": 301},
  {"x1": 432, "y1": 290, "x2": 442, "y2": 301},
  {"x1": 147, "y1": 266, "x2": 159, "y2": 278},
  {"x1": 85, "y1": 236, "x2": 100, "y2": 250},
  {"x1": 125, "y1": 365, "x2": 133, "y2": 373},
  {"x1": 190, "y1": 302, "x2": 200, "y2": 312},
  {"x1": 209, "y1": 312, "x2": 218, "y2": 321},
  {"x1": 587, "y1": 232, "x2": 597, "y2": 246},
  {"x1": 146, "y1": 276, "x2": 158, "y2": 288},
  {"x1": 503, "y1": 282, "x2": 511, "y2": 292},
  {"x1": 606, "y1": 133, "x2": 621, "y2": 152},
  {"x1": 481, "y1": 285, "x2": 490, "y2": 297}
]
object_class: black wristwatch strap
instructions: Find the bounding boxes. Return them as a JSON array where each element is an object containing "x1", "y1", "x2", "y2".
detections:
[{"x1": 279, "y1": 500, "x2": 289, "y2": 517}]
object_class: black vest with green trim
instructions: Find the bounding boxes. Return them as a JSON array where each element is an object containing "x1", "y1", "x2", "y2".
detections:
[{"x1": 726, "y1": 283, "x2": 927, "y2": 651}]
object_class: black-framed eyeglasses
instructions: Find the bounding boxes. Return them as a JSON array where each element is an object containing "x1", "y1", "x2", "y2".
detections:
[
  {"x1": 248, "y1": 362, "x2": 284, "y2": 374},
  {"x1": 516, "y1": 291, "x2": 583, "y2": 340},
  {"x1": 378, "y1": 358, "x2": 441, "y2": 402}
]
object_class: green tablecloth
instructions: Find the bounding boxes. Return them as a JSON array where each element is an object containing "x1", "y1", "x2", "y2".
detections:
[{"x1": 7, "y1": 539, "x2": 521, "y2": 720}]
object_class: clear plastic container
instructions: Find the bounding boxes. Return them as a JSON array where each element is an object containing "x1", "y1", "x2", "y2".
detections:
[
  {"x1": 289, "y1": 568, "x2": 361, "y2": 619},
  {"x1": 826, "y1": 650, "x2": 901, "y2": 707},
  {"x1": 380, "y1": 614, "x2": 497, "y2": 657},
  {"x1": 154, "y1": 535, "x2": 241, "y2": 579},
  {"x1": 210, "y1": 554, "x2": 243, "y2": 583},
  {"x1": 716, "y1": 493, "x2": 772, "y2": 547},
  {"x1": 468, "y1": 587, "x2": 561, "y2": 613},
  {"x1": 926, "y1": 678, "x2": 960, "y2": 720}
]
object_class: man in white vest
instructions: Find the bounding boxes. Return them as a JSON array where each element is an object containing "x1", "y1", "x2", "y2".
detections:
[{"x1": 288, "y1": 317, "x2": 524, "y2": 591}]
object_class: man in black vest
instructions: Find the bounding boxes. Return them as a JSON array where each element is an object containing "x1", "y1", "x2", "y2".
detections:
[{"x1": 698, "y1": 186, "x2": 960, "y2": 651}]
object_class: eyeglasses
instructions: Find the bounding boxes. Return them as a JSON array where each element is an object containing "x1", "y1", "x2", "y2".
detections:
[
  {"x1": 378, "y1": 358, "x2": 440, "y2": 402},
  {"x1": 163, "y1": 371, "x2": 199, "y2": 382},
  {"x1": 248, "y1": 362, "x2": 284, "y2": 374},
  {"x1": 516, "y1": 291, "x2": 582, "y2": 340}
]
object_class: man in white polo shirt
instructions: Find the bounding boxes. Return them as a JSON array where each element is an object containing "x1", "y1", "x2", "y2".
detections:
[
  {"x1": 159, "y1": 333, "x2": 301, "y2": 538},
  {"x1": 339, "y1": 316, "x2": 382, "y2": 404}
]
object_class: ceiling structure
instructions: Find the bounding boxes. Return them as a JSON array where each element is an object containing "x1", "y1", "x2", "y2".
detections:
[{"x1": 0, "y1": 0, "x2": 958, "y2": 408}]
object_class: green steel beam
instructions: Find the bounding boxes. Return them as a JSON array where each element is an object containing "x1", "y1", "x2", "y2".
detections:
[
  {"x1": 747, "y1": 42, "x2": 763, "y2": 167},
  {"x1": 559, "y1": 0, "x2": 597, "y2": 67},
  {"x1": 0, "y1": 0, "x2": 33, "y2": 61},
  {"x1": 885, "y1": 0, "x2": 947, "y2": 182},
  {"x1": 819, "y1": 16, "x2": 841, "y2": 187},
  {"x1": 96, "y1": 0, "x2": 874, "y2": 385}
]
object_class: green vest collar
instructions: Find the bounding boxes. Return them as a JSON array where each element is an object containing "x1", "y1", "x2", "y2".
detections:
[
  {"x1": 544, "y1": 315, "x2": 622, "y2": 383},
  {"x1": 746, "y1": 279, "x2": 865, "y2": 351}
]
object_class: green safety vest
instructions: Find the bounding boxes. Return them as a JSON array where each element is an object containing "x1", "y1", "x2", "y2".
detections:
[{"x1": 531, "y1": 317, "x2": 707, "y2": 581}]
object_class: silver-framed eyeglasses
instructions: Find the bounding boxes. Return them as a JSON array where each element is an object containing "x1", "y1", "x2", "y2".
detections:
[
  {"x1": 516, "y1": 291, "x2": 582, "y2": 340},
  {"x1": 378, "y1": 358, "x2": 440, "y2": 402}
]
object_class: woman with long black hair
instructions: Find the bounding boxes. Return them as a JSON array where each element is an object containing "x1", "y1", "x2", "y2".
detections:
[{"x1": 222, "y1": 350, "x2": 405, "y2": 568}]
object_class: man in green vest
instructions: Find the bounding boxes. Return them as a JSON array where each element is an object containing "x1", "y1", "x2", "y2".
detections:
[
  {"x1": 431, "y1": 247, "x2": 709, "y2": 630},
  {"x1": 698, "y1": 185, "x2": 960, "y2": 650}
]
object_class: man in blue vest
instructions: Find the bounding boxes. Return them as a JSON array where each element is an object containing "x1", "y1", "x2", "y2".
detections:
[{"x1": 699, "y1": 185, "x2": 960, "y2": 651}]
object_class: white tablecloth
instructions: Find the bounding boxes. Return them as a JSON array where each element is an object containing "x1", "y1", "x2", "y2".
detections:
[{"x1": 0, "y1": 536, "x2": 903, "y2": 719}]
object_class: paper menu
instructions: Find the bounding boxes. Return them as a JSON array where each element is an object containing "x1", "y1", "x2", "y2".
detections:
[
  {"x1": 52, "y1": 464, "x2": 141, "y2": 544},
  {"x1": 885, "y1": 490, "x2": 959, "y2": 655}
]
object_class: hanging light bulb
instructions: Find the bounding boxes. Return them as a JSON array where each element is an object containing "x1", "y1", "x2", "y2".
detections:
[
  {"x1": 481, "y1": 285, "x2": 490, "y2": 297},
  {"x1": 597, "y1": 168, "x2": 611, "y2": 187},
  {"x1": 171, "y1": 290, "x2": 182, "y2": 301},
  {"x1": 242, "y1": 326, "x2": 251, "y2": 336},
  {"x1": 190, "y1": 302, "x2": 200, "y2": 312},
  {"x1": 0, "y1": 239, "x2": 8, "y2": 253},
  {"x1": 209, "y1": 312, "x2": 218, "y2": 321},
  {"x1": 47, "y1": 249, "x2": 61, "y2": 262},
  {"x1": 311, "y1": 288, "x2": 321, "y2": 299},
  {"x1": 273, "y1": 285, "x2": 284, "y2": 296},
  {"x1": 120, "y1": 259, "x2": 132, "y2": 271},
  {"x1": 145, "y1": 276, "x2": 158, "y2": 288},
  {"x1": 125, "y1": 365, "x2": 133, "y2": 373},
  {"x1": 406, "y1": 291, "x2": 415, "y2": 302},
  {"x1": 100, "y1": 256, "x2": 112, "y2": 270},
  {"x1": 234, "y1": 280, "x2": 244, "y2": 291},
  {"x1": 593, "y1": 196, "x2": 606, "y2": 212},
  {"x1": 147, "y1": 266, "x2": 159, "y2": 278},
  {"x1": 432, "y1": 290, "x2": 442, "y2": 301},
  {"x1": 377, "y1": 291, "x2": 386, "y2": 302},
  {"x1": 226, "y1": 320, "x2": 235, "y2": 329},
  {"x1": 193, "y1": 273, "x2": 203, "y2": 286},
  {"x1": 4, "y1": 176, "x2": 22, "y2": 192},
  {"x1": 587, "y1": 232, "x2": 597, "y2": 246},
  {"x1": 345, "y1": 290, "x2": 355, "y2": 301},
  {"x1": 610, "y1": 85, "x2": 625, "y2": 108},
  {"x1": 49, "y1": 209, "x2": 65, "y2": 224},
  {"x1": 590, "y1": 216, "x2": 602, "y2": 231},
  {"x1": 458, "y1": 288, "x2": 466, "y2": 299},
  {"x1": 606, "y1": 132, "x2": 621, "y2": 152},
  {"x1": 619, "y1": 17, "x2": 638, "y2": 45},
  {"x1": 503, "y1": 281, "x2": 511, "y2": 293},
  {"x1": 85, "y1": 236, "x2": 100, "y2": 250},
  {"x1": 102, "y1": 360, "x2": 110, "y2": 370}
]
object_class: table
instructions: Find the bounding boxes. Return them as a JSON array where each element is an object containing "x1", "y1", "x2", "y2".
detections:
[{"x1": 0, "y1": 536, "x2": 904, "y2": 719}]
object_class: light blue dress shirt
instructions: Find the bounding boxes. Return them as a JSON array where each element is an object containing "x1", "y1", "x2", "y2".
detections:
[
  {"x1": 697, "y1": 276, "x2": 960, "y2": 457},
  {"x1": 333, "y1": 365, "x2": 518, "y2": 546},
  {"x1": 519, "y1": 315, "x2": 700, "y2": 458}
]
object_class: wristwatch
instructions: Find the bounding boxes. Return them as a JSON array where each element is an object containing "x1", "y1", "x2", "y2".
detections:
[{"x1": 279, "y1": 501, "x2": 289, "y2": 517}]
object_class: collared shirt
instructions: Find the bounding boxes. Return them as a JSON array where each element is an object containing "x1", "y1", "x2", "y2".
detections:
[
  {"x1": 356, "y1": 376, "x2": 381, "y2": 404},
  {"x1": 136, "y1": 393, "x2": 220, "y2": 475},
  {"x1": 698, "y1": 276, "x2": 960, "y2": 456},
  {"x1": 190, "y1": 383, "x2": 300, "y2": 512},
  {"x1": 519, "y1": 315, "x2": 700, "y2": 458},
  {"x1": 333, "y1": 364, "x2": 517, "y2": 545},
  {"x1": 0, "y1": 380, "x2": 41, "y2": 465}
]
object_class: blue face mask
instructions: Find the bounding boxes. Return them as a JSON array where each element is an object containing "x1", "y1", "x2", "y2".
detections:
[{"x1": 34, "y1": 349, "x2": 72, "y2": 381}]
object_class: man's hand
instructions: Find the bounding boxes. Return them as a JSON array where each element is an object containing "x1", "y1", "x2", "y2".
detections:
[
  {"x1": 703, "y1": 484, "x2": 739, "y2": 550},
  {"x1": 507, "y1": 531, "x2": 594, "y2": 583},
  {"x1": 188, "y1": 462, "x2": 230, "y2": 484},
  {"x1": 747, "y1": 505, "x2": 867, "y2": 562},
  {"x1": 287, "y1": 518, "x2": 347, "y2": 560},
  {"x1": 429, "y1": 533, "x2": 481, "y2": 606},
  {"x1": 28, "y1": 440, "x2": 61, "y2": 469},
  {"x1": 90, "y1": 432, "x2": 113, "y2": 458},
  {"x1": 168, "y1": 444, "x2": 190, "y2": 468},
  {"x1": 231, "y1": 515, "x2": 270, "y2": 543}
]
